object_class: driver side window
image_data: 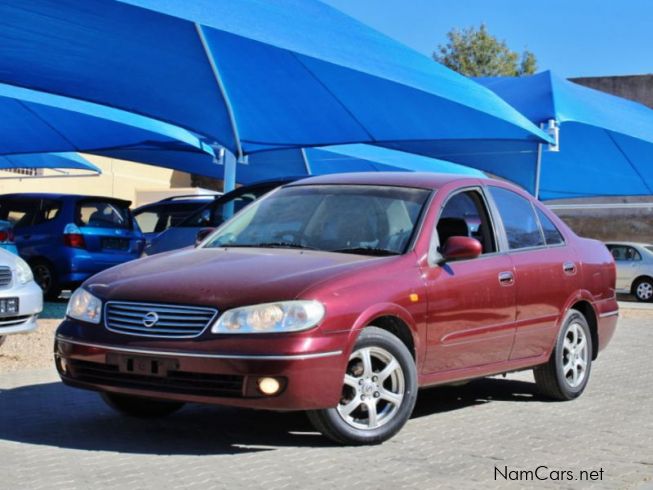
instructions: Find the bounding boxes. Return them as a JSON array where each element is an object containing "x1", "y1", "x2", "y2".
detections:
[{"x1": 436, "y1": 190, "x2": 497, "y2": 255}]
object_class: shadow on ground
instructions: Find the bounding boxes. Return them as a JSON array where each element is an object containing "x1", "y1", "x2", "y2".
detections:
[{"x1": 0, "y1": 377, "x2": 546, "y2": 455}]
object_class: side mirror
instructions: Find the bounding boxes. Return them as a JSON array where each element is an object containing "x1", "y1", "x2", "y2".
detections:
[
  {"x1": 441, "y1": 236, "x2": 482, "y2": 262},
  {"x1": 195, "y1": 227, "x2": 216, "y2": 247}
]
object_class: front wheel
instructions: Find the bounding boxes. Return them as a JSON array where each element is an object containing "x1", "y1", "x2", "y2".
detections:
[
  {"x1": 633, "y1": 277, "x2": 653, "y2": 302},
  {"x1": 101, "y1": 392, "x2": 185, "y2": 418},
  {"x1": 534, "y1": 309, "x2": 593, "y2": 400},
  {"x1": 307, "y1": 327, "x2": 417, "y2": 445}
]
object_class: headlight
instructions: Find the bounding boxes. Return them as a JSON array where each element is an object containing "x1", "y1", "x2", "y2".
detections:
[
  {"x1": 15, "y1": 256, "x2": 34, "y2": 285},
  {"x1": 211, "y1": 300, "x2": 325, "y2": 334},
  {"x1": 66, "y1": 288, "x2": 102, "y2": 324}
]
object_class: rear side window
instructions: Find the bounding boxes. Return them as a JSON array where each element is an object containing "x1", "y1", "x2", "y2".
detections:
[
  {"x1": 489, "y1": 187, "x2": 544, "y2": 250},
  {"x1": 78, "y1": 201, "x2": 130, "y2": 229},
  {"x1": 0, "y1": 198, "x2": 39, "y2": 228},
  {"x1": 535, "y1": 208, "x2": 564, "y2": 246},
  {"x1": 32, "y1": 200, "x2": 61, "y2": 226}
]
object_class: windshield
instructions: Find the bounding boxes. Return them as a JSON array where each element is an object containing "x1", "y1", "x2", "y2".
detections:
[{"x1": 203, "y1": 185, "x2": 431, "y2": 256}]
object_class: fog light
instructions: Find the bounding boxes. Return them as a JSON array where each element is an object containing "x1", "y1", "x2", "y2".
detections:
[
  {"x1": 258, "y1": 377, "x2": 281, "y2": 396},
  {"x1": 57, "y1": 357, "x2": 68, "y2": 375}
]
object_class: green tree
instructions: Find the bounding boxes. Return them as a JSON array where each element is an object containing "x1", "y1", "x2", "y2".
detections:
[{"x1": 434, "y1": 24, "x2": 537, "y2": 77}]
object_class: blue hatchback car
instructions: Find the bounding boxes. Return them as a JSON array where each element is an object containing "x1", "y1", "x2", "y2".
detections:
[{"x1": 0, "y1": 193, "x2": 144, "y2": 299}]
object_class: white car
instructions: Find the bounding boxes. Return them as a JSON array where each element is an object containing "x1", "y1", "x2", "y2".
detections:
[
  {"x1": 605, "y1": 242, "x2": 653, "y2": 302},
  {"x1": 0, "y1": 248, "x2": 43, "y2": 347}
]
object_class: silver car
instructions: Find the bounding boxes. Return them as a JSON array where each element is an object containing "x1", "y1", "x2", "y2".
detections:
[
  {"x1": 605, "y1": 242, "x2": 653, "y2": 302},
  {"x1": 0, "y1": 248, "x2": 43, "y2": 347}
]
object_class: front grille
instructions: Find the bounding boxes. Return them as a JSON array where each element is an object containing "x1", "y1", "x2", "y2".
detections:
[
  {"x1": 105, "y1": 301, "x2": 217, "y2": 338},
  {"x1": 67, "y1": 359, "x2": 244, "y2": 398},
  {"x1": 0, "y1": 267, "x2": 12, "y2": 287}
]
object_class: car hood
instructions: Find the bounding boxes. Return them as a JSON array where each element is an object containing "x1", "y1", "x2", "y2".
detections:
[{"x1": 85, "y1": 247, "x2": 385, "y2": 309}]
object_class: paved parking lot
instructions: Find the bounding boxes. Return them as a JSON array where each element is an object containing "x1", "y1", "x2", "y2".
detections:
[{"x1": 1, "y1": 313, "x2": 652, "y2": 490}]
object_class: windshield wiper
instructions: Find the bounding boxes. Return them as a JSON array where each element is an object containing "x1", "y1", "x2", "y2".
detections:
[{"x1": 331, "y1": 247, "x2": 399, "y2": 256}]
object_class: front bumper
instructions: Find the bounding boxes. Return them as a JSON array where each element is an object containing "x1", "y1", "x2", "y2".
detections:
[
  {"x1": 54, "y1": 324, "x2": 351, "y2": 411},
  {"x1": 0, "y1": 280, "x2": 42, "y2": 336}
]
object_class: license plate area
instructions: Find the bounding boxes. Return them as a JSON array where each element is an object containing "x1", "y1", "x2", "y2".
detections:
[
  {"x1": 109, "y1": 354, "x2": 179, "y2": 377},
  {"x1": 102, "y1": 237, "x2": 130, "y2": 251},
  {"x1": 0, "y1": 297, "x2": 19, "y2": 316}
]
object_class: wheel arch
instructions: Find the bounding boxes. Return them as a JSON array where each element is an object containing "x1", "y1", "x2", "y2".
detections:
[
  {"x1": 569, "y1": 300, "x2": 599, "y2": 360},
  {"x1": 630, "y1": 275, "x2": 653, "y2": 294},
  {"x1": 349, "y1": 303, "x2": 422, "y2": 366}
]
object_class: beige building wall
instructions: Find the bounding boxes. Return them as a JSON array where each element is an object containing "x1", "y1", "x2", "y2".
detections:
[{"x1": 0, "y1": 154, "x2": 192, "y2": 206}]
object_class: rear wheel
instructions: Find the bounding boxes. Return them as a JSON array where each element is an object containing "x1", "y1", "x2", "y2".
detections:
[
  {"x1": 307, "y1": 327, "x2": 417, "y2": 445},
  {"x1": 534, "y1": 309, "x2": 592, "y2": 400},
  {"x1": 31, "y1": 260, "x2": 61, "y2": 300},
  {"x1": 101, "y1": 392, "x2": 185, "y2": 418},
  {"x1": 633, "y1": 277, "x2": 653, "y2": 302}
]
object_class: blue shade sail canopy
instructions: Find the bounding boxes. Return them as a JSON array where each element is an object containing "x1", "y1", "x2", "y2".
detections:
[
  {"x1": 99, "y1": 144, "x2": 485, "y2": 184},
  {"x1": 0, "y1": 153, "x2": 101, "y2": 173},
  {"x1": 237, "y1": 145, "x2": 485, "y2": 184},
  {"x1": 0, "y1": 82, "x2": 215, "y2": 168},
  {"x1": 0, "y1": 0, "x2": 551, "y2": 162},
  {"x1": 476, "y1": 71, "x2": 653, "y2": 200}
]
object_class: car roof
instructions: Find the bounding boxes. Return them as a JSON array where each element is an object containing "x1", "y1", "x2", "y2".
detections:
[
  {"x1": 0, "y1": 192, "x2": 131, "y2": 206},
  {"x1": 285, "y1": 172, "x2": 517, "y2": 192},
  {"x1": 134, "y1": 197, "x2": 213, "y2": 212}
]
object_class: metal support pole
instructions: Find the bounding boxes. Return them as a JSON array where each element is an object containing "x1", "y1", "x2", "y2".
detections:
[
  {"x1": 534, "y1": 142, "x2": 543, "y2": 200},
  {"x1": 223, "y1": 150, "x2": 237, "y2": 193},
  {"x1": 300, "y1": 148, "x2": 312, "y2": 175}
]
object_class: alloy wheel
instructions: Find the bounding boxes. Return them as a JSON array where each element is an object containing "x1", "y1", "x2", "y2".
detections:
[
  {"x1": 561, "y1": 321, "x2": 589, "y2": 388},
  {"x1": 336, "y1": 346, "x2": 405, "y2": 430}
]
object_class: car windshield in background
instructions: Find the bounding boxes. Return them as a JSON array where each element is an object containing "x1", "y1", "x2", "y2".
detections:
[
  {"x1": 203, "y1": 185, "x2": 431, "y2": 256},
  {"x1": 77, "y1": 201, "x2": 130, "y2": 229}
]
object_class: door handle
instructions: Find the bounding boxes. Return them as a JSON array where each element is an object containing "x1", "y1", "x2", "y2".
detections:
[
  {"x1": 563, "y1": 262, "x2": 577, "y2": 275},
  {"x1": 22, "y1": 235, "x2": 31, "y2": 240},
  {"x1": 498, "y1": 271, "x2": 514, "y2": 286}
]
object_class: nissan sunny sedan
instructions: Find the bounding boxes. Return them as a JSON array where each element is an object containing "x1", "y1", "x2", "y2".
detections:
[{"x1": 54, "y1": 173, "x2": 618, "y2": 445}]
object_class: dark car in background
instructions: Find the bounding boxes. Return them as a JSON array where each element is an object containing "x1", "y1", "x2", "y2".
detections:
[
  {"x1": 0, "y1": 193, "x2": 144, "y2": 299},
  {"x1": 144, "y1": 178, "x2": 295, "y2": 256},
  {"x1": 133, "y1": 195, "x2": 216, "y2": 243}
]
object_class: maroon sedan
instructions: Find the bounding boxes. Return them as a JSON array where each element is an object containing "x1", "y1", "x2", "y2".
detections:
[{"x1": 55, "y1": 173, "x2": 618, "y2": 445}]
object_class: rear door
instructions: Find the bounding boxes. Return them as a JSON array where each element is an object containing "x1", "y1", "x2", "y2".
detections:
[
  {"x1": 487, "y1": 186, "x2": 580, "y2": 360},
  {"x1": 76, "y1": 199, "x2": 143, "y2": 256}
]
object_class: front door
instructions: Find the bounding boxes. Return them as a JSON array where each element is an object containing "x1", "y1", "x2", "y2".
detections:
[{"x1": 423, "y1": 188, "x2": 516, "y2": 374}]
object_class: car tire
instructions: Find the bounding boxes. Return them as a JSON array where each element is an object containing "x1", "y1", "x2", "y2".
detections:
[
  {"x1": 30, "y1": 259, "x2": 61, "y2": 300},
  {"x1": 534, "y1": 309, "x2": 593, "y2": 401},
  {"x1": 633, "y1": 277, "x2": 653, "y2": 302},
  {"x1": 101, "y1": 392, "x2": 185, "y2": 418},
  {"x1": 306, "y1": 326, "x2": 418, "y2": 445}
]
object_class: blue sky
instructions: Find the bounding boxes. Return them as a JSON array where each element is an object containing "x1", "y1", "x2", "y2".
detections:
[{"x1": 322, "y1": 0, "x2": 653, "y2": 78}]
